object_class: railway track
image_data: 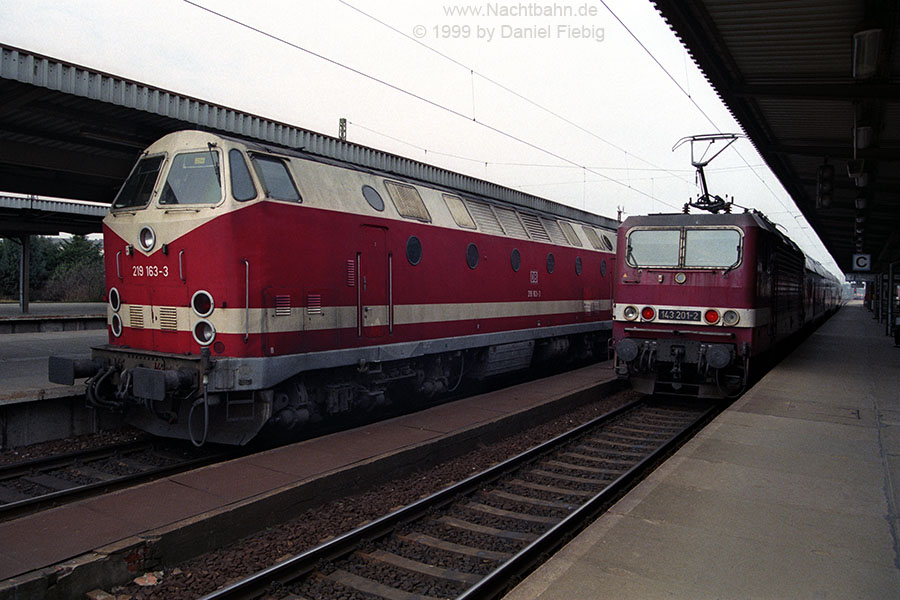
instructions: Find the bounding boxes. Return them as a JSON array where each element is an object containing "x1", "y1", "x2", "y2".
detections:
[
  {"x1": 0, "y1": 440, "x2": 229, "y2": 521},
  {"x1": 201, "y1": 398, "x2": 716, "y2": 600}
]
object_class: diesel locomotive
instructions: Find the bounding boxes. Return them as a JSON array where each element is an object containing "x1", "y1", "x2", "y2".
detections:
[
  {"x1": 611, "y1": 210, "x2": 842, "y2": 398},
  {"x1": 50, "y1": 130, "x2": 618, "y2": 445}
]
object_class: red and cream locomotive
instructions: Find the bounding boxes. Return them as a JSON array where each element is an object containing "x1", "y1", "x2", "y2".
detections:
[
  {"x1": 611, "y1": 210, "x2": 841, "y2": 398},
  {"x1": 50, "y1": 130, "x2": 618, "y2": 445}
]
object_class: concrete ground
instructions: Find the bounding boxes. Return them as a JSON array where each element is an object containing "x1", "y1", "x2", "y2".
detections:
[{"x1": 504, "y1": 302, "x2": 900, "y2": 600}]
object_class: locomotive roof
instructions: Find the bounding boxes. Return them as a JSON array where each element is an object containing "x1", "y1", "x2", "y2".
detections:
[{"x1": 168, "y1": 129, "x2": 619, "y2": 231}]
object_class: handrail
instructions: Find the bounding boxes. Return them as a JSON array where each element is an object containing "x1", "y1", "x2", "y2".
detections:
[
  {"x1": 116, "y1": 251, "x2": 122, "y2": 280},
  {"x1": 179, "y1": 250, "x2": 186, "y2": 282},
  {"x1": 244, "y1": 259, "x2": 250, "y2": 343}
]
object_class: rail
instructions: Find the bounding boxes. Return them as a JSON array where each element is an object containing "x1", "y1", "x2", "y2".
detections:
[{"x1": 200, "y1": 398, "x2": 716, "y2": 600}]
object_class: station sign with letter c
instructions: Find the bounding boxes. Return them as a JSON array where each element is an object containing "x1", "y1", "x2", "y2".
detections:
[{"x1": 852, "y1": 253, "x2": 871, "y2": 271}]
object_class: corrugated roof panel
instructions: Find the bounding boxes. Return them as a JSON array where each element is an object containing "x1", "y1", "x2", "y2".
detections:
[{"x1": 0, "y1": 43, "x2": 618, "y2": 230}]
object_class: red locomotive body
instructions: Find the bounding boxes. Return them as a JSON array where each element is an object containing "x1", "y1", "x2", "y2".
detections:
[
  {"x1": 51, "y1": 130, "x2": 617, "y2": 444},
  {"x1": 612, "y1": 211, "x2": 840, "y2": 397}
]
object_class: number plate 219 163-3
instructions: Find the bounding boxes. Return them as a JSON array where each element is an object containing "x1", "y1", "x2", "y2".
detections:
[{"x1": 658, "y1": 309, "x2": 700, "y2": 321}]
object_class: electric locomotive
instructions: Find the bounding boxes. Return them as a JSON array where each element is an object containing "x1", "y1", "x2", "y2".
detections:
[
  {"x1": 612, "y1": 134, "x2": 841, "y2": 398},
  {"x1": 50, "y1": 130, "x2": 617, "y2": 445}
]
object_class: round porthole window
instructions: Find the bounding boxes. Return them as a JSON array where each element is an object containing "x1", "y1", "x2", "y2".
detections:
[
  {"x1": 601, "y1": 234, "x2": 613, "y2": 251},
  {"x1": 575, "y1": 256, "x2": 583, "y2": 275},
  {"x1": 406, "y1": 236, "x2": 422, "y2": 266},
  {"x1": 466, "y1": 243, "x2": 479, "y2": 269},
  {"x1": 510, "y1": 248, "x2": 521, "y2": 272},
  {"x1": 362, "y1": 185, "x2": 384, "y2": 212},
  {"x1": 546, "y1": 253, "x2": 555, "y2": 274}
]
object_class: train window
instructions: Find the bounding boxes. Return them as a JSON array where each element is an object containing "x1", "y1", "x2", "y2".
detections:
[
  {"x1": 229, "y1": 150, "x2": 257, "y2": 202},
  {"x1": 113, "y1": 154, "x2": 164, "y2": 209},
  {"x1": 159, "y1": 151, "x2": 223, "y2": 205},
  {"x1": 511, "y1": 248, "x2": 521, "y2": 272},
  {"x1": 385, "y1": 180, "x2": 431, "y2": 222},
  {"x1": 601, "y1": 233, "x2": 614, "y2": 251},
  {"x1": 600, "y1": 259, "x2": 608, "y2": 277},
  {"x1": 575, "y1": 256, "x2": 583, "y2": 275},
  {"x1": 582, "y1": 226, "x2": 604, "y2": 251},
  {"x1": 407, "y1": 236, "x2": 422, "y2": 266},
  {"x1": 684, "y1": 228, "x2": 741, "y2": 268},
  {"x1": 626, "y1": 229, "x2": 680, "y2": 267},
  {"x1": 547, "y1": 253, "x2": 555, "y2": 274},
  {"x1": 559, "y1": 221, "x2": 583, "y2": 247},
  {"x1": 467, "y1": 243, "x2": 479, "y2": 269},
  {"x1": 362, "y1": 185, "x2": 385, "y2": 211},
  {"x1": 250, "y1": 155, "x2": 301, "y2": 202},
  {"x1": 443, "y1": 194, "x2": 476, "y2": 229}
]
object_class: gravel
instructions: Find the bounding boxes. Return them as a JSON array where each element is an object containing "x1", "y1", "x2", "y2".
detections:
[
  {"x1": 0, "y1": 427, "x2": 150, "y2": 467},
  {"x1": 108, "y1": 389, "x2": 639, "y2": 599}
]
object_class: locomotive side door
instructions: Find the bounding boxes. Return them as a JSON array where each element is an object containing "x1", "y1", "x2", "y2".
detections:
[{"x1": 359, "y1": 225, "x2": 389, "y2": 338}]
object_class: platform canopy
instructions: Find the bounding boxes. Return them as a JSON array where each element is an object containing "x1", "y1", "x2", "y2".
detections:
[{"x1": 653, "y1": 0, "x2": 900, "y2": 274}]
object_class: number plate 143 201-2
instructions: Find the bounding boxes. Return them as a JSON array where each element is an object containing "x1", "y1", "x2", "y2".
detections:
[{"x1": 658, "y1": 309, "x2": 701, "y2": 321}]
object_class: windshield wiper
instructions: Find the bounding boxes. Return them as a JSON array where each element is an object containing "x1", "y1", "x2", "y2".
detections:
[{"x1": 208, "y1": 142, "x2": 221, "y2": 183}]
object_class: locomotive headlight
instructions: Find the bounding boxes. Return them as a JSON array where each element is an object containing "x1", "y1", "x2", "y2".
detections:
[
  {"x1": 191, "y1": 290, "x2": 214, "y2": 318},
  {"x1": 641, "y1": 306, "x2": 656, "y2": 321},
  {"x1": 723, "y1": 310, "x2": 740, "y2": 326},
  {"x1": 623, "y1": 305, "x2": 638, "y2": 321},
  {"x1": 138, "y1": 226, "x2": 156, "y2": 252},
  {"x1": 111, "y1": 313, "x2": 123, "y2": 337},
  {"x1": 108, "y1": 287, "x2": 121, "y2": 312},
  {"x1": 704, "y1": 309, "x2": 720, "y2": 324},
  {"x1": 193, "y1": 319, "x2": 216, "y2": 346}
]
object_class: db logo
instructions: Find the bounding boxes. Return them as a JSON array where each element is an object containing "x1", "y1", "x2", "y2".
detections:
[{"x1": 530, "y1": 270, "x2": 539, "y2": 284}]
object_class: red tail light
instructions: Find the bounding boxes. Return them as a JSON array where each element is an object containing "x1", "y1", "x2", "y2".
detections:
[
  {"x1": 704, "y1": 309, "x2": 720, "y2": 324},
  {"x1": 641, "y1": 306, "x2": 655, "y2": 320}
]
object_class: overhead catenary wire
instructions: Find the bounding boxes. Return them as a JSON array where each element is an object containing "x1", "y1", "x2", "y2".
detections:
[
  {"x1": 182, "y1": 0, "x2": 682, "y2": 210},
  {"x1": 336, "y1": 0, "x2": 695, "y2": 189}
]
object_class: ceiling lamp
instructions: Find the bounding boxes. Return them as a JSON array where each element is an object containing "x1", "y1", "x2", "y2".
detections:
[{"x1": 853, "y1": 29, "x2": 883, "y2": 79}]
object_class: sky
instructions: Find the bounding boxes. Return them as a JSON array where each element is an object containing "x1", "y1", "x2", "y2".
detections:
[{"x1": 0, "y1": 0, "x2": 842, "y2": 275}]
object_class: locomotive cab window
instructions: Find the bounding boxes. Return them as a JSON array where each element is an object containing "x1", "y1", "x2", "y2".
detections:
[
  {"x1": 251, "y1": 155, "x2": 301, "y2": 202},
  {"x1": 159, "y1": 150, "x2": 223, "y2": 206},
  {"x1": 229, "y1": 149, "x2": 257, "y2": 202},
  {"x1": 684, "y1": 228, "x2": 741, "y2": 268},
  {"x1": 113, "y1": 154, "x2": 164, "y2": 209},
  {"x1": 626, "y1": 227, "x2": 742, "y2": 269},
  {"x1": 625, "y1": 229, "x2": 680, "y2": 267}
]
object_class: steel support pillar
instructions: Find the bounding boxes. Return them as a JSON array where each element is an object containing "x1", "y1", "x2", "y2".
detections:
[{"x1": 18, "y1": 235, "x2": 30, "y2": 314}]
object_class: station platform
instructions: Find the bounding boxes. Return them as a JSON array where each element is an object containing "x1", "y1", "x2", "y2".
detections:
[
  {"x1": 0, "y1": 302, "x2": 105, "y2": 334},
  {"x1": 0, "y1": 360, "x2": 622, "y2": 600},
  {"x1": 504, "y1": 302, "x2": 900, "y2": 599}
]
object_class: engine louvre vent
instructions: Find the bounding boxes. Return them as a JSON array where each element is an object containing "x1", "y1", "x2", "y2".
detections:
[
  {"x1": 346, "y1": 260, "x2": 356, "y2": 287},
  {"x1": 275, "y1": 295, "x2": 292, "y2": 317},
  {"x1": 307, "y1": 294, "x2": 322, "y2": 315},
  {"x1": 129, "y1": 305, "x2": 144, "y2": 329},
  {"x1": 159, "y1": 307, "x2": 178, "y2": 331}
]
